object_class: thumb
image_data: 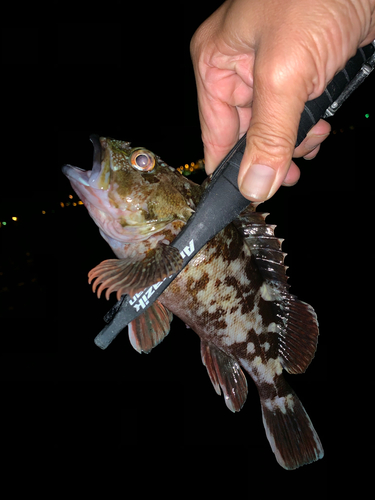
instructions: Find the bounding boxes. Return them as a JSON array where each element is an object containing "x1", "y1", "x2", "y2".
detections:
[{"x1": 238, "y1": 55, "x2": 308, "y2": 202}]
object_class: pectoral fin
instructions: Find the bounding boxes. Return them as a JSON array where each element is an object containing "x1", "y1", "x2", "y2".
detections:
[{"x1": 88, "y1": 243, "x2": 183, "y2": 299}]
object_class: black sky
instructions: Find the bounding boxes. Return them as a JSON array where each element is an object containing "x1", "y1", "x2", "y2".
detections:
[{"x1": 1, "y1": 3, "x2": 373, "y2": 484}]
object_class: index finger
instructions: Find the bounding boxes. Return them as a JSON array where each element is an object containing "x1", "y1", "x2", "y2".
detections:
[{"x1": 197, "y1": 89, "x2": 243, "y2": 174}]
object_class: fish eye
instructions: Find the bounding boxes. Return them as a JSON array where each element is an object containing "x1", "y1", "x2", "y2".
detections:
[{"x1": 130, "y1": 148, "x2": 155, "y2": 172}]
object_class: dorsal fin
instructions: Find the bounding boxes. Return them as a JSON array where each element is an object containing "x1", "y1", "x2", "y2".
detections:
[
  {"x1": 233, "y1": 207, "x2": 288, "y2": 286},
  {"x1": 233, "y1": 206, "x2": 319, "y2": 374}
]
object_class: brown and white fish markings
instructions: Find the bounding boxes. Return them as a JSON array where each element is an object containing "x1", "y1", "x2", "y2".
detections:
[{"x1": 62, "y1": 136, "x2": 323, "y2": 469}]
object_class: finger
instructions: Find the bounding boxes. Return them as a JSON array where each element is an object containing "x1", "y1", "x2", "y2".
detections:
[
  {"x1": 303, "y1": 144, "x2": 321, "y2": 160},
  {"x1": 238, "y1": 50, "x2": 311, "y2": 202},
  {"x1": 293, "y1": 119, "x2": 331, "y2": 159},
  {"x1": 203, "y1": 104, "x2": 253, "y2": 174},
  {"x1": 199, "y1": 97, "x2": 241, "y2": 174},
  {"x1": 282, "y1": 161, "x2": 300, "y2": 186}
]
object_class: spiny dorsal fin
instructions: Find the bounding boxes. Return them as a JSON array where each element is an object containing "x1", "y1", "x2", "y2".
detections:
[
  {"x1": 201, "y1": 341, "x2": 248, "y2": 412},
  {"x1": 128, "y1": 300, "x2": 173, "y2": 354},
  {"x1": 233, "y1": 207, "x2": 288, "y2": 286},
  {"x1": 234, "y1": 206, "x2": 319, "y2": 374}
]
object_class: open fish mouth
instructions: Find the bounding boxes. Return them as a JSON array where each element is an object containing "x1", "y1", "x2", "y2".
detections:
[
  {"x1": 61, "y1": 135, "x2": 103, "y2": 188},
  {"x1": 61, "y1": 134, "x2": 115, "y2": 218},
  {"x1": 62, "y1": 135, "x2": 170, "y2": 243},
  {"x1": 88, "y1": 134, "x2": 103, "y2": 187}
]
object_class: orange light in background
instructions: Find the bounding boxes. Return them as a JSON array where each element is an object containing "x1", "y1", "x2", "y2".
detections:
[
  {"x1": 60, "y1": 202, "x2": 65, "y2": 208},
  {"x1": 69, "y1": 194, "x2": 73, "y2": 199},
  {"x1": 42, "y1": 210, "x2": 46, "y2": 214},
  {"x1": 12, "y1": 217, "x2": 17, "y2": 221},
  {"x1": 78, "y1": 201, "x2": 83, "y2": 205}
]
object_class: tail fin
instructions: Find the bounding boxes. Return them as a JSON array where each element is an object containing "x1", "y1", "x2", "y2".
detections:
[{"x1": 260, "y1": 382, "x2": 324, "y2": 470}]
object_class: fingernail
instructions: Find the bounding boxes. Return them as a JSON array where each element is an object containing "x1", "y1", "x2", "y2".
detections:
[{"x1": 240, "y1": 164, "x2": 276, "y2": 201}]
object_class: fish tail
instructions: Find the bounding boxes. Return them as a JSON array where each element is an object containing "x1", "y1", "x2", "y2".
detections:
[{"x1": 260, "y1": 379, "x2": 324, "y2": 470}]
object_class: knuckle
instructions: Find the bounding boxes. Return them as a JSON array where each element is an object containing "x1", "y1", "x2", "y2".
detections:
[
  {"x1": 248, "y1": 127, "x2": 295, "y2": 163},
  {"x1": 190, "y1": 24, "x2": 207, "y2": 59}
]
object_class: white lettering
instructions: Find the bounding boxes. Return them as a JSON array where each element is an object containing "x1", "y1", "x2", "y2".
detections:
[
  {"x1": 129, "y1": 291, "x2": 143, "y2": 306},
  {"x1": 132, "y1": 302, "x2": 142, "y2": 312},
  {"x1": 153, "y1": 278, "x2": 165, "y2": 290},
  {"x1": 129, "y1": 242, "x2": 196, "y2": 312},
  {"x1": 130, "y1": 279, "x2": 167, "y2": 311},
  {"x1": 181, "y1": 239, "x2": 195, "y2": 258}
]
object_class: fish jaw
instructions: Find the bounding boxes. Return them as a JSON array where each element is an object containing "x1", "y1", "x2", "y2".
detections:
[
  {"x1": 61, "y1": 136, "x2": 165, "y2": 244},
  {"x1": 62, "y1": 162, "x2": 140, "y2": 242}
]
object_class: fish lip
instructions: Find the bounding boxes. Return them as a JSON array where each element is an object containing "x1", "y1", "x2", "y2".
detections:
[
  {"x1": 61, "y1": 137, "x2": 113, "y2": 216},
  {"x1": 61, "y1": 134, "x2": 104, "y2": 189},
  {"x1": 88, "y1": 134, "x2": 103, "y2": 187},
  {"x1": 61, "y1": 164, "x2": 90, "y2": 186}
]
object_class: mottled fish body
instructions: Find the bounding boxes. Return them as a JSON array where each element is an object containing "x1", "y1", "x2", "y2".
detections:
[{"x1": 62, "y1": 136, "x2": 323, "y2": 469}]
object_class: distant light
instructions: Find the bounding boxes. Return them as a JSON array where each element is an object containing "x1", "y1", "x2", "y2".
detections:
[
  {"x1": 365, "y1": 113, "x2": 370, "y2": 119},
  {"x1": 42, "y1": 210, "x2": 46, "y2": 214},
  {"x1": 73, "y1": 202, "x2": 77, "y2": 206},
  {"x1": 60, "y1": 202, "x2": 65, "y2": 208},
  {"x1": 2, "y1": 221, "x2": 6, "y2": 225},
  {"x1": 78, "y1": 201, "x2": 83, "y2": 205},
  {"x1": 12, "y1": 217, "x2": 17, "y2": 221},
  {"x1": 69, "y1": 194, "x2": 73, "y2": 199}
]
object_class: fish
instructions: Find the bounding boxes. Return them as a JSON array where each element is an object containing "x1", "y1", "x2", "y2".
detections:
[{"x1": 62, "y1": 135, "x2": 324, "y2": 469}]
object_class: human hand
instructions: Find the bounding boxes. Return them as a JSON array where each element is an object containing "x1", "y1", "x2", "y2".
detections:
[{"x1": 191, "y1": 0, "x2": 375, "y2": 201}]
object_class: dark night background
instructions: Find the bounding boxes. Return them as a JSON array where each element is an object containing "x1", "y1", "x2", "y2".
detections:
[{"x1": 1, "y1": 1, "x2": 373, "y2": 489}]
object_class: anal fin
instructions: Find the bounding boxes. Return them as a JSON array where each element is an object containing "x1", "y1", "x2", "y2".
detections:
[
  {"x1": 201, "y1": 341, "x2": 248, "y2": 412},
  {"x1": 128, "y1": 300, "x2": 173, "y2": 354}
]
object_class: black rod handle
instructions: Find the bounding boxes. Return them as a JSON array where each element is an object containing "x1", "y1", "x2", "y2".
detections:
[
  {"x1": 94, "y1": 41, "x2": 375, "y2": 349},
  {"x1": 296, "y1": 42, "x2": 375, "y2": 146}
]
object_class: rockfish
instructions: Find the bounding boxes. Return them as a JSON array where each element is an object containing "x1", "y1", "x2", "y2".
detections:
[{"x1": 62, "y1": 135, "x2": 323, "y2": 469}]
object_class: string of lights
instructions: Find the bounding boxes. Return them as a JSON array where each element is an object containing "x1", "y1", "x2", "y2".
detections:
[
  {"x1": 0, "y1": 161, "x2": 205, "y2": 229},
  {"x1": 177, "y1": 158, "x2": 205, "y2": 176},
  {"x1": 0, "y1": 115, "x2": 371, "y2": 227}
]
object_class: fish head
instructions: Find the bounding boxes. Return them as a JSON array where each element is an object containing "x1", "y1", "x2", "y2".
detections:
[{"x1": 62, "y1": 135, "x2": 199, "y2": 246}]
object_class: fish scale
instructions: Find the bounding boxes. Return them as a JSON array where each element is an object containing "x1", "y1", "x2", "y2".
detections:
[
  {"x1": 62, "y1": 43, "x2": 375, "y2": 469},
  {"x1": 63, "y1": 136, "x2": 322, "y2": 469}
]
